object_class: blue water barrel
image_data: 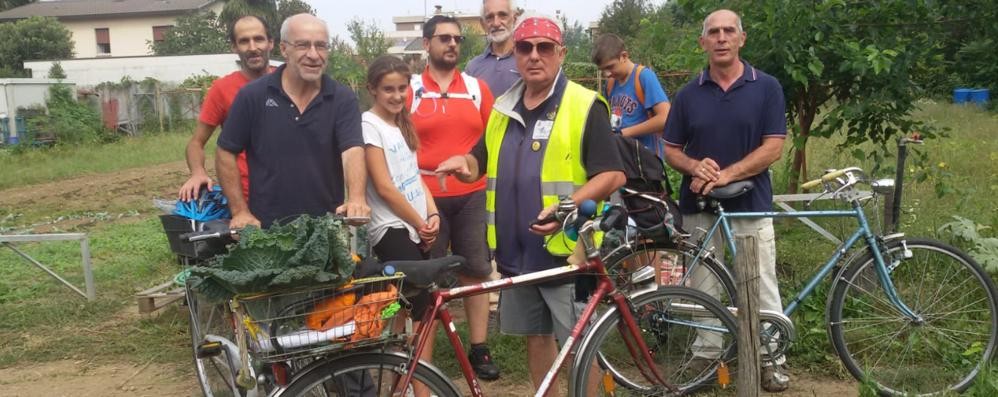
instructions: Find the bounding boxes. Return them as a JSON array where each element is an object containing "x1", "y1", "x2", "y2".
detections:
[
  {"x1": 6, "y1": 135, "x2": 19, "y2": 145},
  {"x1": 953, "y1": 88, "x2": 972, "y2": 104},
  {"x1": 970, "y1": 89, "x2": 990, "y2": 106}
]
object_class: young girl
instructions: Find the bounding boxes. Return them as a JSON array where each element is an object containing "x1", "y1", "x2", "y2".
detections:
[
  {"x1": 364, "y1": 55, "x2": 439, "y2": 262},
  {"x1": 362, "y1": 55, "x2": 440, "y2": 393}
]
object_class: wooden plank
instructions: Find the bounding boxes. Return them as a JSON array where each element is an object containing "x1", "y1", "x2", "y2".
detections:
[
  {"x1": 136, "y1": 281, "x2": 185, "y2": 314},
  {"x1": 735, "y1": 235, "x2": 760, "y2": 397}
]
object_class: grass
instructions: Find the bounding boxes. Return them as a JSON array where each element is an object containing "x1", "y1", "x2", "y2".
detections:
[
  {"x1": 0, "y1": 102, "x2": 995, "y2": 394},
  {"x1": 0, "y1": 217, "x2": 192, "y2": 370},
  {"x1": 0, "y1": 130, "x2": 204, "y2": 191}
]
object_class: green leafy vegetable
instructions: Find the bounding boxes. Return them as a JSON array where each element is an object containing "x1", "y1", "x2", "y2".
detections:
[{"x1": 188, "y1": 215, "x2": 355, "y2": 301}]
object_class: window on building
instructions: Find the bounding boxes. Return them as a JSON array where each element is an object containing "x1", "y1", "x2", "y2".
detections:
[
  {"x1": 95, "y1": 28, "x2": 111, "y2": 55},
  {"x1": 152, "y1": 25, "x2": 173, "y2": 43}
]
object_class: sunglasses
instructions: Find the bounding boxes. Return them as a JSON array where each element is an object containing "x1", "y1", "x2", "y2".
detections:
[
  {"x1": 432, "y1": 34, "x2": 465, "y2": 44},
  {"x1": 514, "y1": 41, "x2": 558, "y2": 57}
]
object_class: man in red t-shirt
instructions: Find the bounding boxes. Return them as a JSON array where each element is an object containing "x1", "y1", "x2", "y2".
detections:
[
  {"x1": 407, "y1": 15, "x2": 500, "y2": 381},
  {"x1": 178, "y1": 15, "x2": 274, "y2": 201}
]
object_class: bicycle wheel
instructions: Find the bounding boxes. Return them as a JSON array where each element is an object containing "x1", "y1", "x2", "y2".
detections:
[
  {"x1": 603, "y1": 240, "x2": 737, "y2": 307},
  {"x1": 572, "y1": 286, "x2": 739, "y2": 396},
  {"x1": 187, "y1": 282, "x2": 245, "y2": 397},
  {"x1": 280, "y1": 352, "x2": 460, "y2": 397},
  {"x1": 829, "y1": 237, "x2": 998, "y2": 396}
]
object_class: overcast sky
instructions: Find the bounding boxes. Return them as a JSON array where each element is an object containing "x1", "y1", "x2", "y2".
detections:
[{"x1": 313, "y1": 0, "x2": 661, "y2": 44}]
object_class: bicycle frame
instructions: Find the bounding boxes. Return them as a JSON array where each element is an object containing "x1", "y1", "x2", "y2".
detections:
[
  {"x1": 691, "y1": 196, "x2": 922, "y2": 321},
  {"x1": 394, "y1": 223, "x2": 677, "y2": 397}
]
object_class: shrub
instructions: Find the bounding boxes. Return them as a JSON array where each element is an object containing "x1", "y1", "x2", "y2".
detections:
[{"x1": 28, "y1": 84, "x2": 115, "y2": 146}]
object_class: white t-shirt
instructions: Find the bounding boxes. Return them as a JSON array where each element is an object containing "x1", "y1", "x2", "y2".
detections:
[{"x1": 361, "y1": 111, "x2": 428, "y2": 246}]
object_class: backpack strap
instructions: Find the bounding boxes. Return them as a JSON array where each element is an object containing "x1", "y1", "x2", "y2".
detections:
[
  {"x1": 634, "y1": 64, "x2": 646, "y2": 105},
  {"x1": 410, "y1": 73, "x2": 481, "y2": 112},
  {"x1": 459, "y1": 72, "x2": 482, "y2": 110}
]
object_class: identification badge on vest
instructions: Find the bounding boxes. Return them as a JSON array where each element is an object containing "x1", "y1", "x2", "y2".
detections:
[{"x1": 532, "y1": 120, "x2": 554, "y2": 140}]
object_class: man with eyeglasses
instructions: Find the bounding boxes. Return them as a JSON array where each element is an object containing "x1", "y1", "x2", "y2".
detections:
[
  {"x1": 466, "y1": 0, "x2": 522, "y2": 97},
  {"x1": 407, "y1": 14, "x2": 501, "y2": 381},
  {"x1": 436, "y1": 14, "x2": 625, "y2": 395},
  {"x1": 216, "y1": 13, "x2": 369, "y2": 230},
  {"x1": 178, "y1": 15, "x2": 274, "y2": 202}
]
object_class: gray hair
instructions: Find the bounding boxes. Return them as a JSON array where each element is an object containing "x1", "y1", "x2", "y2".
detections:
[
  {"x1": 481, "y1": 0, "x2": 517, "y2": 19},
  {"x1": 280, "y1": 13, "x2": 329, "y2": 41},
  {"x1": 700, "y1": 10, "x2": 743, "y2": 37}
]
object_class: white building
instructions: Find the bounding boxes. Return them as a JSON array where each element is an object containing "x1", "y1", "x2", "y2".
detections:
[
  {"x1": 0, "y1": 0, "x2": 224, "y2": 59},
  {"x1": 24, "y1": 55, "x2": 282, "y2": 87}
]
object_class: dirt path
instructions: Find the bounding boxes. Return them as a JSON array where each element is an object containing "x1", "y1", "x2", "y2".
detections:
[
  {"x1": 0, "y1": 160, "x2": 189, "y2": 232},
  {"x1": 0, "y1": 360, "x2": 198, "y2": 397},
  {"x1": 0, "y1": 162, "x2": 860, "y2": 396}
]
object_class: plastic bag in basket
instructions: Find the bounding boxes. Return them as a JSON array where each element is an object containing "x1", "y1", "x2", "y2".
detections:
[{"x1": 351, "y1": 284, "x2": 399, "y2": 341}]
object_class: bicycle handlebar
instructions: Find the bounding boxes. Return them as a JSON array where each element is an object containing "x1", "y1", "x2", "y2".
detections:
[{"x1": 801, "y1": 168, "x2": 850, "y2": 190}]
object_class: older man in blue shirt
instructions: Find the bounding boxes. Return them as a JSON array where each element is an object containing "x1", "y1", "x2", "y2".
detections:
[{"x1": 466, "y1": 0, "x2": 521, "y2": 97}]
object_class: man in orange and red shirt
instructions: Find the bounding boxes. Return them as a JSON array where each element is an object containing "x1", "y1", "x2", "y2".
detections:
[
  {"x1": 407, "y1": 15, "x2": 500, "y2": 380},
  {"x1": 178, "y1": 15, "x2": 275, "y2": 201}
]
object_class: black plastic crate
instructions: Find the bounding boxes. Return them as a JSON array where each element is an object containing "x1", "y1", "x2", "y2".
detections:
[{"x1": 159, "y1": 214, "x2": 230, "y2": 260}]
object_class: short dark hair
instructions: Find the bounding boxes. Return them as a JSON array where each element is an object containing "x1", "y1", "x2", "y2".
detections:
[
  {"x1": 228, "y1": 15, "x2": 272, "y2": 44},
  {"x1": 591, "y1": 33, "x2": 626, "y2": 65},
  {"x1": 422, "y1": 15, "x2": 461, "y2": 38}
]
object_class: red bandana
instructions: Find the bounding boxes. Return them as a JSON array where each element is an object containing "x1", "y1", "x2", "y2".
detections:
[{"x1": 513, "y1": 16, "x2": 563, "y2": 45}]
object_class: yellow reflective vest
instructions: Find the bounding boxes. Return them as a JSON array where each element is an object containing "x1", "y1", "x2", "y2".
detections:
[{"x1": 484, "y1": 80, "x2": 607, "y2": 256}]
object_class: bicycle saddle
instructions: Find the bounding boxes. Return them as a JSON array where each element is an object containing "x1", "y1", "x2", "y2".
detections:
[
  {"x1": 707, "y1": 180, "x2": 755, "y2": 199},
  {"x1": 360, "y1": 256, "x2": 467, "y2": 289}
]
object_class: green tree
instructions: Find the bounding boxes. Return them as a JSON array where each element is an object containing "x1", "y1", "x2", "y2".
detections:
[
  {"x1": 560, "y1": 16, "x2": 592, "y2": 64},
  {"x1": 220, "y1": 0, "x2": 279, "y2": 38},
  {"x1": 598, "y1": 0, "x2": 652, "y2": 41},
  {"x1": 672, "y1": 0, "x2": 940, "y2": 191},
  {"x1": 325, "y1": 36, "x2": 365, "y2": 90},
  {"x1": 150, "y1": 11, "x2": 228, "y2": 55},
  {"x1": 458, "y1": 25, "x2": 485, "y2": 70},
  {"x1": 277, "y1": 0, "x2": 315, "y2": 21},
  {"x1": 347, "y1": 18, "x2": 390, "y2": 67},
  {"x1": 927, "y1": 0, "x2": 998, "y2": 96},
  {"x1": 47, "y1": 62, "x2": 66, "y2": 79},
  {"x1": 0, "y1": 16, "x2": 74, "y2": 77}
]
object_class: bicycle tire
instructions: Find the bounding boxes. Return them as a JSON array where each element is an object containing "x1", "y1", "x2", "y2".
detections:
[
  {"x1": 187, "y1": 282, "x2": 249, "y2": 397},
  {"x1": 572, "y1": 286, "x2": 739, "y2": 396},
  {"x1": 829, "y1": 237, "x2": 998, "y2": 396},
  {"x1": 603, "y1": 240, "x2": 737, "y2": 307},
  {"x1": 279, "y1": 352, "x2": 460, "y2": 397}
]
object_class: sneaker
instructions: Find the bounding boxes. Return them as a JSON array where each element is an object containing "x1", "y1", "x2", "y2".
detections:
[
  {"x1": 468, "y1": 345, "x2": 500, "y2": 381},
  {"x1": 761, "y1": 364, "x2": 790, "y2": 392}
]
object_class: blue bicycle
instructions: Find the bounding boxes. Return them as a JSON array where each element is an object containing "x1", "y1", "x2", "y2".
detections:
[{"x1": 574, "y1": 165, "x2": 998, "y2": 396}]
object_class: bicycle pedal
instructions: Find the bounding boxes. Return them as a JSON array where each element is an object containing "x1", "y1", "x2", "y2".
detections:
[{"x1": 196, "y1": 341, "x2": 223, "y2": 358}]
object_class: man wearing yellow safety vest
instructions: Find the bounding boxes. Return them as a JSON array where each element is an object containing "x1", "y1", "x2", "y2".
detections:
[{"x1": 436, "y1": 13, "x2": 625, "y2": 395}]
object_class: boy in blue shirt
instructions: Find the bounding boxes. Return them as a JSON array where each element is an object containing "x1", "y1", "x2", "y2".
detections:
[{"x1": 592, "y1": 33, "x2": 671, "y2": 158}]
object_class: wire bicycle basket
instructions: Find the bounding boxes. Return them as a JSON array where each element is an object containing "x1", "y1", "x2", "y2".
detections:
[{"x1": 231, "y1": 274, "x2": 409, "y2": 363}]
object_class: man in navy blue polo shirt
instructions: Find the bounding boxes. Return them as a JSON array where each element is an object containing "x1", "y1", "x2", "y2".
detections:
[
  {"x1": 663, "y1": 9, "x2": 789, "y2": 392},
  {"x1": 217, "y1": 13, "x2": 369, "y2": 229}
]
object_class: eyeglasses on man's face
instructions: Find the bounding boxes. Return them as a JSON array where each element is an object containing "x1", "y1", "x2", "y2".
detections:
[
  {"x1": 514, "y1": 40, "x2": 558, "y2": 57},
  {"x1": 284, "y1": 40, "x2": 330, "y2": 52},
  {"x1": 431, "y1": 34, "x2": 465, "y2": 44}
]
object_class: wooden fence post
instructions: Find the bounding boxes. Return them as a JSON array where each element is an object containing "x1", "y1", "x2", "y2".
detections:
[{"x1": 735, "y1": 234, "x2": 760, "y2": 397}]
